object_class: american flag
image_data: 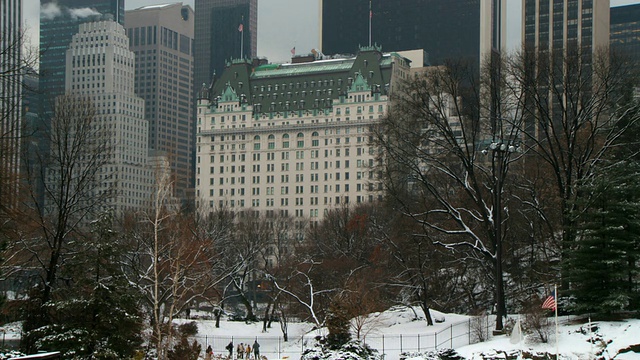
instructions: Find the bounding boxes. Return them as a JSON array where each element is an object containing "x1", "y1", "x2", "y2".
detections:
[
  {"x1": 238, "y1": 23, "x2": 243, "y2": 32},
  {"x1": 542, "y1": 292, "x2": 556, "y2": 310}
]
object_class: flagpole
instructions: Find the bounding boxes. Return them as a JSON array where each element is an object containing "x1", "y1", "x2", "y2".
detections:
[
  {"x1": 368, "y1": 0, "x2": 372, "y2": 47},
  {"x1": 554, "y1": 284, "x2": 558, "y2": 360},
  {"x1": 240, "y1": 15, "x2": 244, "y2": 59}
]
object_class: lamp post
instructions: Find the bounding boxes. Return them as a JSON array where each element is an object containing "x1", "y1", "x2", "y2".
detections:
[{"x1": 483, "y1": 141, "x2": 517, "y2": 332}]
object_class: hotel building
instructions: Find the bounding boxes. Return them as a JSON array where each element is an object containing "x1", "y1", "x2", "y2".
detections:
[{"x1": 195, "y1": 48, "x2": 410, "y2": 230}]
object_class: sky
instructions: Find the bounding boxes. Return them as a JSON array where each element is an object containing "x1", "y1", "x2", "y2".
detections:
[{"x1": 21, "y1": 0, "x2": 640, "y2": 65}]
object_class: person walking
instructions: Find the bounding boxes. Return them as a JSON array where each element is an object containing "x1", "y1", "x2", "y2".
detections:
[
  {"x1": 205, "y1": 345, "x2": 213, "y2": 360},
  {"x1": 225, "y1": 341, "x2": 234, "y2": 359},
  {"x1": 253, "y1": 340, "x2": 260, "y2": 360},
  {"x1": 245, "y1": 343, "x2": 252, "y2": 359}
]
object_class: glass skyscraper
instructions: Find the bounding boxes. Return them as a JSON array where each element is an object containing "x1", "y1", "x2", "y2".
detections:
[
  {"x1": 321, "y1": 0, "x2": 505, "y2": 71},
  {"x1": 610, "y1": 3, "x2": 640, "y2": 61},
  {"x1": 523, "y1": 0, "x2": 610, "y2": 54},
  {"x1": 1, "y1": 0, "x2": 23, "y2": 206},
  {"x1": 194, "y1": 0, "x2": 257, "y2": 93}
]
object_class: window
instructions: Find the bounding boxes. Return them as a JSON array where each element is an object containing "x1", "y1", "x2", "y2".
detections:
[
  {"x1": 297, "y1": 133, "x2": 304, "y2": 148},
  {"x1": 268, "y1": 134, "x2": 275, "y2": 149}
]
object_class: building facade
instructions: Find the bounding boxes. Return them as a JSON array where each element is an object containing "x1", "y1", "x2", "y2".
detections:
[
  {"x1": 610, "y1": 3, "x2": 640, "y2": 60},
  {"x1": 0, "y1": 0, "x2": 23, "y2": 206},
  {"x1": 321, "y1": 0, "x2": 506, "y2": 70},
  {"x1": 194, "y1": 0, "x2": 257, "y2": 95},
  {"x1": 125, "y1": 3, "x2": 195, "y2": 201},
  {"x1": 195, "y1": 48, "x2": 410, "y2": 231},
  {"x1": 522, "y1": 0, "x2": 610, "y2": 53},
  {"x1": 39, "y1": 0, "x2": 124, "y2": 113},
  {"x1": 64, "y1": 20, "x2": 151, "y2": 215}
]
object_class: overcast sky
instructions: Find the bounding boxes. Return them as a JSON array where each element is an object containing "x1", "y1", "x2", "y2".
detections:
[{"x1": 22, "y1": 0, "x2": 640, "y2": 64}]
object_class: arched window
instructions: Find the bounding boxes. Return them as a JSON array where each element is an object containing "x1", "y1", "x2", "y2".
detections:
[{"x1": 297, "y1": 133, "x2": 304, "y2": 148}]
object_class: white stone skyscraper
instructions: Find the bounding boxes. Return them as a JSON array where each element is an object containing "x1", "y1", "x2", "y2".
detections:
[{"x1": 65, "y1": 20, "x2": 151, "y2": 214}]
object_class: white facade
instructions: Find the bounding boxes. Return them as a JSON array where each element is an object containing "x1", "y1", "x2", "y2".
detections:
[
  {"x1": 195, "y1": 51, "x2": 408, "y2": 228},
  {"x1": 65, "y1": 20, "x2": 151, "y2": 215}
]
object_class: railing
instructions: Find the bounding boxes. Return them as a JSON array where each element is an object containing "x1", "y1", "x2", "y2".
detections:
[{"x1": 193, "y1": 315, "x2": 494, "y2": 359}]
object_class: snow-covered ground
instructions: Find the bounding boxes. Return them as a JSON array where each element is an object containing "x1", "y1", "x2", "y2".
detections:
[
  {"x1": 187, "y1": 307, "x2": 640, "y2": 360},
  {"x1": 2, "y1": 307, "x2": 638, "y2": 359}
]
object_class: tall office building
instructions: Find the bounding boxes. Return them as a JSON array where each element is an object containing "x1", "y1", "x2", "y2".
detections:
[
  {"x1": 321, "y1": 0, "x2": 506, "y2": 70},
  {"x1": 195, "y1": 48, "x2": 411, "y2": 232},
  {"x1": 610, "y1": 3, "x2": 640, "y2": 60},
  {"x1": 0, "y1": 0, "x2": 23, "y2": 206},
  {"x1": 194, "y1": 0, "x2": 257, "y2": 97},
  {"x1": 522, "y1": 0, "x2": 610, "y2": 132},
  {"x1": 63, "y1": 20, "x2": 151, "y2": 215},
  {"x1": 39, "y1": 0, "x2": 124, "y2": 114},
  {"x1": 32, "y1": 0, "x2": 124, "y2": 210},
  {"x1": 125, "y1": 3, "x2": 195, "y2": 200},
  {"x1": 522, "y1": 0, "x2": 610, "y2": 54}
]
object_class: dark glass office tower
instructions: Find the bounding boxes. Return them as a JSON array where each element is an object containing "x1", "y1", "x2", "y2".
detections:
[
  {"x1": 1, "y1": 0, "x2": 23, "y2": 206},
  {"x1": 194, "y1": 0, "x2": 257, "y2": 92},
  {"x1": 39, "y1": 0, "x2": 124, "y2": 113},
  {"x1": 610, "y1": 4, "x2": 640, "y2": 61},
  {"x1": 321, "y1": 0, "x2": 504, "y2": 70},
  {"x1": 523, "y1": 0, "x2": 609, "y2": 54}
]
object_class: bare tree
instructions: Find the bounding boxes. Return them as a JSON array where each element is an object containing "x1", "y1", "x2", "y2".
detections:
[
  {"x1": 375, "y1": 46, "x2": 640, "y2": 331},
  {"x1": 121, "y1": 166, "x2": 229, "y2": 359},
  {"x1": 374, "y1": 56, "x2": 533, "y2": 331},
  {"x1": 257, "y1": 213, "x2": 296, "y2": 335},
  {"x1": 508, "y1": 45, "x2": 640, "y2": 271},
  {"x1": 1, "y1": 27, "x2": 38, "y2": 227},
  {"x1": 269, "y1": 260, "x2": 332, "y2": 330},
  {"x1": 12, "y1": 94, "x2": 113, "y2": 352}
]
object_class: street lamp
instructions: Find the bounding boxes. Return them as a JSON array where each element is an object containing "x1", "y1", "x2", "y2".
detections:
[{"x1": 486, "y1": 141, "x2": 518, "y2": 332}]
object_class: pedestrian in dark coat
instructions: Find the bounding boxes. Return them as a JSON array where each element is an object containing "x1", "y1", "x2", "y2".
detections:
[
  {"x1": 253, "y1": 340, "x2": 260, "y2": 359},
  {"x1": 226, "y1": 341, "x2": 234, "y2": 359}
]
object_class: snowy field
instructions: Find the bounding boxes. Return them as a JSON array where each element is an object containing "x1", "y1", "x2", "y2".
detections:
[
  {"x1": 2, "y1": 307, "x2": 638, "y2": 359},
  {"x1": 183, "y1": 307, "x2": 640, "y2": 360}
]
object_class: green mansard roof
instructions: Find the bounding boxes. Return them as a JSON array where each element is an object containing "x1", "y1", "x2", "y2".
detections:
[{"x1": 204, "y1": 48, "x2": 402, "y2": 115}]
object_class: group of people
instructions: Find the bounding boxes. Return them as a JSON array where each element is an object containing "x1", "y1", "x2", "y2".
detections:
[{"x1": 223, "y1": 340, "x2": 261, "y2": 360}]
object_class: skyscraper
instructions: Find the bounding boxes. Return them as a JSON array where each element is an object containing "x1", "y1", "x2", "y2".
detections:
[
  {"x1": 39, "y1": 0, "x2": 124, "y2": 114},
  {"x1": 64, "y1": 20, "x2": 151, "y2": 215},
  {"x1": 0, "y1": 0, "x2": 23, "y2": 206},
  {"x1": 125, "y1": 3, "x2": 195, "y2": 200},
  {"x1": 321, "y1": 0, "x2": 506, "y2": 70},
  {"x1": 522, "y1": 0, "x2": 610, "y2": 131},
  {"x1": 194, "y1": 0, "x2": 257, "y2": 93},
  {"x1": 522, "y1": 0, "x2": 610, "y2": 54},
  {"x1": 610, "y1": 3, "x2": 640, "y2": 60}
]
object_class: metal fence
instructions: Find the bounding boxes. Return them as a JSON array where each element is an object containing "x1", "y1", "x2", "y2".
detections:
[{"x1": 193, "y1": 315, "x2": 494, "y2": 359}]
